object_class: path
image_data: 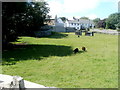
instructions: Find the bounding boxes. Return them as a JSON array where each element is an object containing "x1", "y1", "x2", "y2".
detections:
[{"x1": 91, "y1": 29, "x2": 120, "y2": 35}]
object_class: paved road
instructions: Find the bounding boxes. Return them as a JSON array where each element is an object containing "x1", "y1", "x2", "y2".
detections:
[{"x1": 91, "y1": 29, "x2": 120, "y2": 35}]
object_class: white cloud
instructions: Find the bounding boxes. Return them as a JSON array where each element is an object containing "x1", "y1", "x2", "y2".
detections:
[
  {"x1": 100, "y1": 0, "x2": 119, "y2": 2},
  {"x1": 46, "y1": 0, "x2": 64, "y2": 18},
  {"x1": 63, "y1": 0, "x2": 99, "y2": 13},
  {"x1": 47, "y1": 0, "x2": 100, "y2": 18},
  {"x1": 86, "y1": 14, "x2": 98, "y2": 20},
  {"x1": 46, "y1": 0, "x2": 119, "y2": 18}
]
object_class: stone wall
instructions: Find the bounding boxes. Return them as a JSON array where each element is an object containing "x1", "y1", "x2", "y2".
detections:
[
  {"x1": 54, "y1": 25, "x2": 66, "y2": 32},
  {"x1": 34, "y1": 30, "x2": 52, "y2": 37},
  {"x1": 0, "y1": 74, "x2": 25, "y2": 89},
  {"x1": 66, "y1": 27, "x2": 76, "y2": 32},
  {"x1": 0, "y1": 74, "x2": 56, "y2": 89}
]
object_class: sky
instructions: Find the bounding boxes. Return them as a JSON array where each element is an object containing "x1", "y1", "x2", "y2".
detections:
[{"x1": 44, "y1": 0, "x2": 119, "y2": 20}]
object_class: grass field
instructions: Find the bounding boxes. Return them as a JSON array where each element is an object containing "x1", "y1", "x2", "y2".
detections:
[{"x1": 1, "y1": 32, "x2": 118, "y2": 88}]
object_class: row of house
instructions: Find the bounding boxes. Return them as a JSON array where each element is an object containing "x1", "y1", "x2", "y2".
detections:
[
  {"x1": 65, "y1": 19, "x2": 95, "y2": 30},
  {"x1": 44, "y1": 15, "x2": 95, "y2": 32}
]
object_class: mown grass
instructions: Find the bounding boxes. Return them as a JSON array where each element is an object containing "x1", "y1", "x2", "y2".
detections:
[{"x1": 1, "y1": 32, "x2": 118, "y2": 88}]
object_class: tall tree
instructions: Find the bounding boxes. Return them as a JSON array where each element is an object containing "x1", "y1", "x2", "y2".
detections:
[
  {"x1": 24, "y1": 2, "x2": 50, "y2": 33},
  {"x1": 97, "y1": 19, "x2": 106, "y2": 29},
  {"x1": 93, "y1": 18, "x2": 100, "y2": 28},
  {"x1": 106, "y1": 13, "x2": 120, "y2": 29},
  {"x1": 2, "y1": 2, "x2": 27, "y2": 44},
  {"x1": 2, "y1": 2, "x2": 50, "y2": 49}
]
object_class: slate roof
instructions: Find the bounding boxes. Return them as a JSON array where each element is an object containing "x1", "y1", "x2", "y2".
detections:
[{"x1": 68, "y1": 19, "x2": 94, "y2": 24}]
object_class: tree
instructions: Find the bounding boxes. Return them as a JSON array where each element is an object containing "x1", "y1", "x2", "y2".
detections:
[
  {"x1": 2, "y1": 2, "x2": 50, "y2": 49},
  {"x1": 106, "y1": 13, "x2": 120, "y2": 29},
  {"x1": 93, "y1": 18, "x2": 100, "y2": 28},
  {"x1": 80, "y1": 17, "x2": 89, "y2": 20},
  {"x1": 117, "y1": 22, "x2": 120, "y2": 29},
  {"x1": 24, "y1": 2, "x2": 50, "y2": 34},
  {"x1": 60, "y1": 17, "x2": 67, "y2": 22},
  {"x1": 97, "y1": 19, "x2": 106, "y2": 29},
  {"x1": 2, "y1": 2, "x2": 27, "y2": 44}
]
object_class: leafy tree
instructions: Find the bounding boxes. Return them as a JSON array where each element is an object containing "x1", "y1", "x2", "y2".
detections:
[
  {"x1": 97, "y1": 19, "x2": 106, "y2": 29},
  {"x1": 45, "y1": 15, "x2": 52, "y2": 22},
  {"x1": 117, "y1": 22, "x2": 120, "y2": 29},
  {"x1": 80, "y1": 17, "x2": 89, "y2": 20},
  {"x1": 93, "y1": 18, "x2": 100, "y2": 28},
  {"x1": 2, "y1": 2, "x2": 27, "y2": 44},
  {"x1": 106, "y1": 13, "x2": 120, "y2": 29},
  {"x1": 23, "y1": 2, "x2": 50, "y2": 34},
  {"x1": 2, "y1": 2, "x2": 50, "y2": 49},
  {"x1": 60, "y1": 17, "x2": 67, "y2": 22}
]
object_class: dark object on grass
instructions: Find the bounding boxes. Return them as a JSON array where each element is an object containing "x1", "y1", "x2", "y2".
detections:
[
  {"x1": 78, "y1": 35, "x2": 80, "y2": 37},
  {"x1": 73, "y1": 48, "x2": 79, "y2": 54},
  {"x1": 85, "y1": 31, "x2": 94, "y2": 36},
  {"x1": 75, "y1": 30, "x2": 82, "y2": 36},
  {"x1": 82, "y1": 47, "x2": 86, "y2": 51}
]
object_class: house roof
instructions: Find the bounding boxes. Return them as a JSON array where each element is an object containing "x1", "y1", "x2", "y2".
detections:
[{"x1": 68, "y1": 19, "x2": 94, "y2": 24}]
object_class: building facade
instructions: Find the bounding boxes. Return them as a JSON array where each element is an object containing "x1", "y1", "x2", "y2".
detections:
[
  {"x1": 53, "y1": 15, "x2": 66, "y2": 32},
  {"x1": 45, "y1": 16, "x2": 95, "y2": 32},
  {"x1": 44, "y1": 19, "x2": 55, "y2": 25},
  {"x1": 64, "y1": 19, "x2": 95, "y2": 30}
]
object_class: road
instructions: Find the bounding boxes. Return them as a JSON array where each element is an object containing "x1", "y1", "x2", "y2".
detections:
[{"x1": 91, "y1": 29, "x2": 120, "y2": 35}]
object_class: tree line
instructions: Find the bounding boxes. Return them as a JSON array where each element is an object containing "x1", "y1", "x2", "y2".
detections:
[
  {"x1": 93, "y1": 13, "x2": 120, "y2": 30},
  {"x1": 2, "y1": 2, "x2": 50, "y2": 49}
]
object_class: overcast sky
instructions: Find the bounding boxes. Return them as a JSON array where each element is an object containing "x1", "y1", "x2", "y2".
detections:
[{"x1": 45, "y1": 0, "x2": 119, "y2": 20}]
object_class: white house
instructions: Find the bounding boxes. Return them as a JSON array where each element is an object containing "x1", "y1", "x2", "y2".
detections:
[
  {"x1": 64, "y1": 19, "x2": 95, "y2": 30},
  {"x1": 49, "y1": 16, "x2": 95, "y2": 32},
  {"x1": 53, "y1": 15, "x2": 66, "y2": 32}
]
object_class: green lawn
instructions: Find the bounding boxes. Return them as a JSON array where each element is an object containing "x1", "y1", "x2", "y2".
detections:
[{"x1": 1, "y1": 32, "x2": 118, "y2": 88}]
